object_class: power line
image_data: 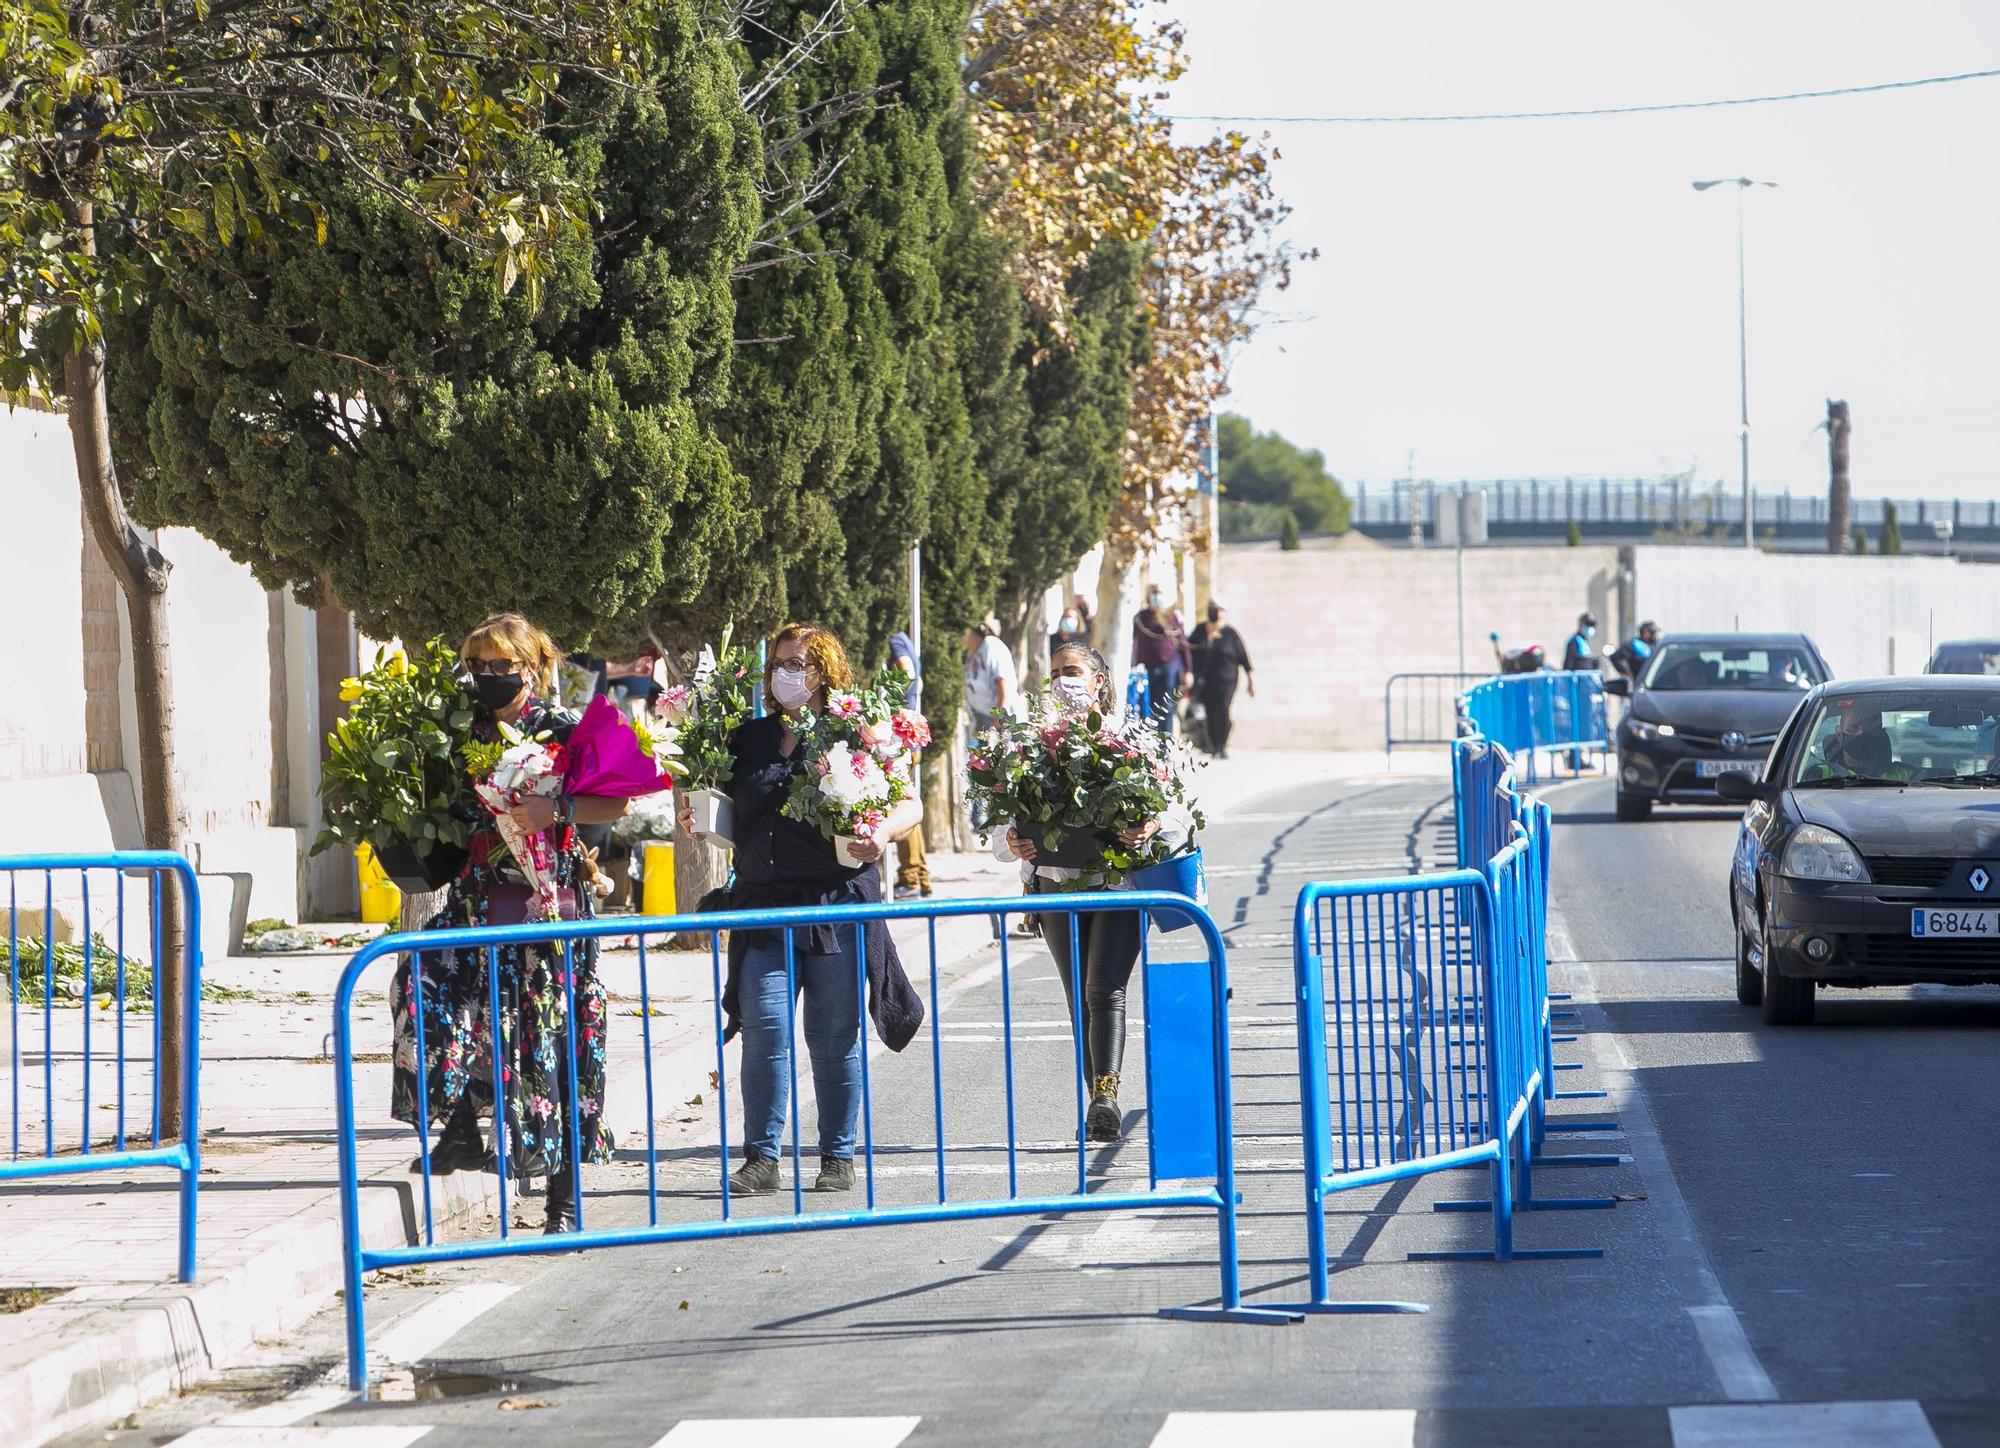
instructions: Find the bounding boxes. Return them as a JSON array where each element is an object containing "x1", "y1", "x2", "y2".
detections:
[{"x1": 1165, "y1": 67, "x2": 2000, "y2": 125}]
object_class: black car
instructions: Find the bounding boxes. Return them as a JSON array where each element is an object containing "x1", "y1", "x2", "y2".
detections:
[
  {"x1": 1604, "y1": 632, "x2": 1830, "y2": 821},
  {"x1": 1718, "y1": 676, "x2": 2000, "y2": 1024},
  {"x1": 1927, "y1": 638, "x2": 2000, "y2": 674}
]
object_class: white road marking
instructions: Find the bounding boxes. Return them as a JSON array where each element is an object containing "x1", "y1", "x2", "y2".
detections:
[
  {"x1": 166, "y1": 1430, "x2": 432, "y2": 1448},
  {"x1": 214, "y1": 1390, "x2": 355, "y2": 1429},
  {"x1": 1564, "y1": 942, "x2": 1778, "y2": 1404},
  {"x1": 1150, "y1": 1409, "x2": 1417, "y2": 1447},
  {"x1": 368, "y1": 1283, "x2": 520, "y2": 1367},
  {"x1": 1669, "y1": 1400, "x2": 1941, "y2": 1447},
  {"x1": 651, "y1": 1419, "x2": 920, "y2": 1448}
]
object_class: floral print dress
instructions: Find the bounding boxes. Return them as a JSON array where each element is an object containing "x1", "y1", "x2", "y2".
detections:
[{"x1": 389, "y1": 700, "x2": 613, "y2": 1176}]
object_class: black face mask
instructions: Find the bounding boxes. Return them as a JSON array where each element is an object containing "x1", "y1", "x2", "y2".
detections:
[{"x1": 472, "y1": 672, "x2": 525, "y2": 712}]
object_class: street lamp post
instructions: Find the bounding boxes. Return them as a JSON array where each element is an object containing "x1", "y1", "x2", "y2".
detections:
[{"x1": 1693, "y1": 177, "x2": 1778, "y2": 550}]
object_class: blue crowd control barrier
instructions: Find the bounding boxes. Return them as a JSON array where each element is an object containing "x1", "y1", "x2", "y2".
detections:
[
  {"x1": 1, "y1": 852, "x2": 203, "y2": 1282},
  {"x1": 1382, "y1": 671, "x2": 1487, "y2": 762},
  {"x1": 333, "y1": 890, "x2": 1298, "y2": 1386},
  {"x1": 1459, "y1": 672, "x2": 1608, "y2": 782},
  {"x1": 1281, "y1": 743, "x2": 1605, "y2": 1313},
  {"x1": 1125, "y1": 665, "x2": 1152, "y2": 723}
]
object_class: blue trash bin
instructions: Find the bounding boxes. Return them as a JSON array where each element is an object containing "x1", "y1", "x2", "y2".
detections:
[{"x1": 1130, "y1": 847, "x2": 1207, "y2": 932}]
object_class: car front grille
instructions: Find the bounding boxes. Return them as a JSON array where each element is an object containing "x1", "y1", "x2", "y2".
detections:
[
  {"x1": 1866, "y1": 857, "x2": 1957, "y2": 889},
  {"x1": 1673, "y1": 729, "x2": 1778, "y2": 751},
  {"x1": 1848, "y1": 936, "x2": 2000, "y2": 972}
]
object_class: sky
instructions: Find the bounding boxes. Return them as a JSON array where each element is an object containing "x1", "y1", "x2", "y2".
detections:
[{"x1": 1165, "y1": 1, "x2": 2000, "y2": 502}]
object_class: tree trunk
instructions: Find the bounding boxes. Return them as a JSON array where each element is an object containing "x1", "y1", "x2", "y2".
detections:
[
  {"x1": 64, "y1": 302, "x2": 191, "y2": 1139},
  {"x1": 1020, "y1": 589, "x2": 1050, "y2": 694},
  {"x1": 668, "y1": 824, "x2": 729, "y2": 949},
  {"x1": 1096, "y1": 539, "x2": 1139, "y2": 694},
  {"x1": 1826, "y1": 399, "x2": 1852, "y2": 555}
]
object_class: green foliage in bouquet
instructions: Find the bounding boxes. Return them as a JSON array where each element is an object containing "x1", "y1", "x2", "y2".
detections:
[
  {"x1": 313, "y1": 641, "x2": 476, "y2": 861},
  {"x1": 660, "y1": 629, "x2": 765, "y2": 792}
]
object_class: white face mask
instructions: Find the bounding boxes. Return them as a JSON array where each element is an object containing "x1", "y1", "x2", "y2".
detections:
[
  {"x1": 1052, "y1": 675, "x2": 1096, "y2": 714},
  {"x1": 772, "y1": 670, "x2": 815, "y2": 711}
]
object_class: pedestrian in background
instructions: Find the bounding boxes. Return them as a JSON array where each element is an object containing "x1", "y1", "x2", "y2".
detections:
[
  {"x1": 993, "y1": 642, "x2": 1194, "y2": 1141},
  {"x1": 1612, "y1": 620, "x2": 1661, "y2": 679},
  {"x1": 1050, "y1": 603, "x2": 1090, "y2": 660},
  {"x1": 1561, "y1": 614, "x2": 1599, "y2": 673},
  {"x1": 963, "y1": 618, "x2": 1018, "y2": 737},
  {"x1": 681, "y1": 623, "x2": 925, "y2": 1197},
  {"x1": 1190, "y1": 602, "x2": 1254, "y2": 759},
  {"x1": 1130, "y1": 585, "x2": 1191, "y2": 733},
  {"x1": 886, "y1": 629, "x2": 931, "y2": 898}
]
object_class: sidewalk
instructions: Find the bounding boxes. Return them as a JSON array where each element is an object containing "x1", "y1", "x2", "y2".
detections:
[{"x1": 0, "y1": 749, "x2": 1399, "y2": 1448}]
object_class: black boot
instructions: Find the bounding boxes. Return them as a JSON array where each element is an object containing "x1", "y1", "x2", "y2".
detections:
[
  {"x1": 1086, "y1": 1073, "x2": 1123, "y2": 1142},
  {"x1": 543, "y1": 1168, "x2": 579, "y2": 1235},
  {"x1": 413, "y1": 1104, "x2": 485, "y2": 1175}
]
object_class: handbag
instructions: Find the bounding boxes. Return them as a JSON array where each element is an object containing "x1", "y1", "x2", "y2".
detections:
[{"x1": 487, "y1": 882, "x2": 581, "y2": 926}]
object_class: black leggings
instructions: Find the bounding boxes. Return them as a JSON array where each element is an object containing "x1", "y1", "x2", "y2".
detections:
[
  {"x1": 1035, "y1": 879, "x2": 1142, "y2": 1083},
  {"x1": 1200, "y1": 682, "x2": 1236, "y2": 752}
]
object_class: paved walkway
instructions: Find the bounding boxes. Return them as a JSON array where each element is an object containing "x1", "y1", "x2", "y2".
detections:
[{"x1": 4, "y1": 749, "x2": 1417, "y2": 1447}]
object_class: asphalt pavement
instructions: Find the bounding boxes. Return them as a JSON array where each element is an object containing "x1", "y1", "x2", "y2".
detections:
[{"x1": 69, "y1": 770, "x2": 2000, "y2": 1448}]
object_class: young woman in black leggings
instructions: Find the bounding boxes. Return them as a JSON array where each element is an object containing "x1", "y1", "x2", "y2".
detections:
[{"x1": 994, "y1": 643, "x2": 1193, "y2": 1141}]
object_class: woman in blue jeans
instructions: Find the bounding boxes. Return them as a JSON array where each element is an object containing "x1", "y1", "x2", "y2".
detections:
[{"x1": 679, "y1": 623, "x2": 924, "y2": 1195}]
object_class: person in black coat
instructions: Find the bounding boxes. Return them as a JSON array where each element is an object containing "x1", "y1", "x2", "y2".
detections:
[
  {"x1": 1190, "y1": 602, "x2": 1254, "y2": 759},
  {"x1": 1561, "y1": 613, "x2": 1599, "y2": 673},
  {"x1": 678, "y1": 623, "x2": 924, "y2": 1198}
]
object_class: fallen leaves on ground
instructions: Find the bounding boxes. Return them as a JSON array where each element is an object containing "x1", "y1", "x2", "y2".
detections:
[{"x1": 498, "y1": 1396, "x2": 555, "y2": 1411}]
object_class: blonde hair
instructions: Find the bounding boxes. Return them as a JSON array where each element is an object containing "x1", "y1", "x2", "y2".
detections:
[
  {"x1": 460, "y1": 613, "x2": 561, "y2": 694},
  {"x1": 765, "y1": 622, "x2": 854, "y2": 713}
]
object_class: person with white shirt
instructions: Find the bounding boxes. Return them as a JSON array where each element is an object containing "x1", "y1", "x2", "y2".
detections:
[
  {"x1": 992, "y1": 642, "x2": 1193, "y2": 1142},
  {"x1": 961, "y1": 618, "x2": 1018, "y2": 736}
]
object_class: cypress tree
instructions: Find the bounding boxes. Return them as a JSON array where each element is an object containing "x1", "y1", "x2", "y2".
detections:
[{"x1": 107, "y1": 6, "x2": 759, "y2": 650}]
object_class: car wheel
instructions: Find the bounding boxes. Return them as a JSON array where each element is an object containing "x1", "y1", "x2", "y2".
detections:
[
  {"x1": 1615, "y1": 790, "x2": 1653, "y2": 822},
  {"x1": 1735, "y1": 911, "x2": 1764, "y2": 1007},
  {"x1": 1758, "y1": 901, "x2": 1815, "y2": 1026}
]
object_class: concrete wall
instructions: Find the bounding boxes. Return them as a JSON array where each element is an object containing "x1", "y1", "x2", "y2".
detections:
[
  {"x1": 1219, "y1": 539, "x2": 1621, "y2": 751},
  {"x1": 1629, "y1": 544, "x2": 2000, "y2": 680},
  {"x1": 1, "y1": 404, "x2": 356, "y2": 942}
]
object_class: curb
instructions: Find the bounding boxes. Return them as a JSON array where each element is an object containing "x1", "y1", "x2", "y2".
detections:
[{"x1": 1, "y1": 906, "x2": 999, "y2": 1448}]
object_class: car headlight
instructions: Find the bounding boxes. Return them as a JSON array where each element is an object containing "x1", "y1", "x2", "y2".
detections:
[
  {"x1": 1781, "y1": 824, "x2": 1871, "y2": 883},
  {"x1": 1626, "y1": 719, "x2": 1676, "y2": 742}
]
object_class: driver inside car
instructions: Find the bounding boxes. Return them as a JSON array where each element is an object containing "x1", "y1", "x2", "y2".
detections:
[{"x1": 1804, "y1": 703, "x2": 1903, "y2": 782}]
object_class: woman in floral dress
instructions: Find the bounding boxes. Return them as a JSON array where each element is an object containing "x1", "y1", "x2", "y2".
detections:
[{"x1": 390, "y1": 613, "x2": 636, "y2": 1234}]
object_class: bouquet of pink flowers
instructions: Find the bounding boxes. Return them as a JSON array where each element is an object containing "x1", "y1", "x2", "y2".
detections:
[
  {"x1": 965, "y1": 691, "x2": 1203, "y2": 881},
  {"x1": 466, "y1": 725, "x2": 568, "y2": 919},
  {"x1": 782, "y1": 671, "x2": 930, "y2": 864}
]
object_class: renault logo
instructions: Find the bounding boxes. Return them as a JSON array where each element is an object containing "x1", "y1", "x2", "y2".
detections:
[
  {"x1": 1973, "y1": 868, "x2": 1991, "y2": 894},
  {"x1": 1721, "y1": 731, "x2": 1746, "y2": 752}
]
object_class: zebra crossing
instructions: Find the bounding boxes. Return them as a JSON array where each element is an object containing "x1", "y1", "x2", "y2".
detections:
[{"x1": 160, "y1": 1399, "x2": 1960, "y2": 1448}]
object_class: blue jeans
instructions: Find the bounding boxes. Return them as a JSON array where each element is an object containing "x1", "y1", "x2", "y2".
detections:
[
  {"x1": 738, "y1": 934, "x2": 863, "y2": 1161},
  {"x1": 1145, "y1": 663, "x2": 1181, "y2": 732}
]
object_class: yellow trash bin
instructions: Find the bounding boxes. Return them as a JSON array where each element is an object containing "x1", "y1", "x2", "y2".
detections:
[
  {"x1": 641, "y1": 840, "x2": 676, "y2": 917},
  {"x1": 356, "y1": 844, "x2": 402, "y2": 925}
]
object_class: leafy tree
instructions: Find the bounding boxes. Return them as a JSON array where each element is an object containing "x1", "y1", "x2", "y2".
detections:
[
  {"x1": 695, "y1": 0, "x2": 962, "y2": 658},
  {"x1": 1278, "y1": 511, "x2": 1301, "y2": 551},
  {"x1": 964, "y1": 0, "x2": 1303, "y2": 561},
  {"x1": 1882, "y1": 502, "x2": 1904, "y2": 555},
  {"x1": 108, "y1": 15, "x2": 760, "y2": 652},
  {"x1": 2, "y1": 0, "x2": 673, "y2": 1130},
  {"x1": 1216, "y1": 412, "x2": 1349, "y2": 535},
  {"x1": 1567, "y1": 520, "x2": 1583, "y2": 548},
  {"x1": 1854, "y1": 524, "x2": 1869, "y2": 555}
]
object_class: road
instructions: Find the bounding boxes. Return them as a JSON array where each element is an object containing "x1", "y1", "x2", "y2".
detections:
[{"x1": 71, "y1": 771, "x2": 2000, "y2": 1447}]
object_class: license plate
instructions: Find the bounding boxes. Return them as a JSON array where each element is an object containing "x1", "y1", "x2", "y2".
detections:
[
  {"x1": 1697, "y1": 760, "x2": 1761, "y2": 778},
  {"x1": 1912, "y1": 908, "x2": 1999, "y2": 938}
]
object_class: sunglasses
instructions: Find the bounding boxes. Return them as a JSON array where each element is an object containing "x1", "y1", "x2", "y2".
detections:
[{"x1": 464, "y1": 657, "x2": 522, "y2": 677}]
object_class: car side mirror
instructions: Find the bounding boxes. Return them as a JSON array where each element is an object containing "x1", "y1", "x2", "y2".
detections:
[
  {"x1": 1602, "y1": 675, "x2": 1630, "y2": 698},
  {"x1": 1713, "y1": 771, "x2": 1766, "y2": 805}
]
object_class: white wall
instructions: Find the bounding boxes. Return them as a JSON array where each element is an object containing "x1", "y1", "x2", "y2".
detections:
[
  {"x1": 1222, "y1": 539, "x2": 1621, "y2": 750},
  {"x1": 1630, "y1": 544, "x2": 2000, "y2": 680}
]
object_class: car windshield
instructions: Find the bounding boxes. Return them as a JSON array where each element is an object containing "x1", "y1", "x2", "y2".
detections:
[
  {"x1": 1928, "y1": 644, "x2": 2000, "y2": 676},
  {"x1": 1640, "y1": 643, "x2": 1822, "y2": 692},
  {"x1": 1791, "y1": 691, "x2": 2000, "y2": 787}
]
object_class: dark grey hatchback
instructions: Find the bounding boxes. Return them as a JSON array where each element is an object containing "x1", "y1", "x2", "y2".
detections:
[
  {"x1": 1718, "y1": 676, "x2": 2000, "y2": 1024},
  {"x1": 1605, "y1": 632, "x2": 1829, "y2": 820}
]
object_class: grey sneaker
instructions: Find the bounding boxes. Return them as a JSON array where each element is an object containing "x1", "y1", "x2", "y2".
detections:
[
  {"x1": 813, "y1": 1156, "x2": 856, "y2": 1193},
  {"x1": 729, "y1": 1153, "x2": 780, "y2": 1196}
]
